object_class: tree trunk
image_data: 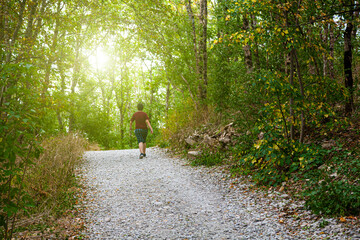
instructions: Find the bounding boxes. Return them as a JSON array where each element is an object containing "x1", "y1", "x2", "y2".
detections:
[
  {"x1": 166, "y1": 81, "x2": 170, "y2": 116},
  {"x1": 251, "y1": 14, "x2": 260, "y2": 68},
  {"x1": 289, "y1": 49, "x2": 295, "y2": 141},
  {"x1": 293, "y1": 49, "x2": 305, "y2": 143},
  {"x1": 322, "y1": 24, "x2": 329, "y2": 77},
  {"x1": 33, "y1": 0, "x2": 48, "y2": 40},
  {"x1": 55, "y1": 45, "x2": 66, "y2": 131},
  {"x1": 43, "y1": 0, "x2": 61, "y2": 96},
  {"x1": 329, "y1": 24, "x2": 335, "y2": 79},
  {"x1": 344, "y1": 21, "x2": 354, "y2": 114},
  {"x1": 242, "y1": 14, "x2": 253, "y2": 72},
  {"x1": 199, "y1": 0, "x2": 208, "y2": 103},
  {"x1": 185, "y1": 0, "x2": 208, "y2": 104},
  {"x1": 185, "y1": 0, "x2": 200, "y2": 77},
  {"x1": 69, "y1": 26, "x2": 82, "y2": 131},
  {"x1": 1, "y1": 0, "x2": 27, "y2": 108}
]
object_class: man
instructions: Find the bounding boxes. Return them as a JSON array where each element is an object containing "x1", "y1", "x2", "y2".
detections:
[{"x1": 130, "y1": 103, "x2": 153, "y2": 159}]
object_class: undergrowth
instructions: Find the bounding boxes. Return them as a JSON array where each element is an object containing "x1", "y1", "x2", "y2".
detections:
[
  {"x1": 190, "y1": 148, "x2": 226, "y2": 167},
  {"x1": 174, "y1": 108, "x2": 360, "y2": 217},
  {"x1": 5, "y1": 133, "x2": 88, "y2": 239},
  {"x1": 229, "y1": 120, "x2": 360, "y2": 217}
]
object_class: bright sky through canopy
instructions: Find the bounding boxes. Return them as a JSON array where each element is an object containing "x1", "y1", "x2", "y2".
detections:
[{"x1": 89, "y1": 47, "x2": 109, "y2": 70}]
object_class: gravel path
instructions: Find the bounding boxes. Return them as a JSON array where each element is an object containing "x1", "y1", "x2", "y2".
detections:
[{"x1": 81, "y1": 148, "x2": 358, "y2": 239}]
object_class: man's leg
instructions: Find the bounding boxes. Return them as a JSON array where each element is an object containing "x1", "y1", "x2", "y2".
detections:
[
  {"x1": 139, "y1": 142, "x2": 144, "y2": 154},
  {"x1": 143, "y1": 143, "x2": 146, "y2": 155}
]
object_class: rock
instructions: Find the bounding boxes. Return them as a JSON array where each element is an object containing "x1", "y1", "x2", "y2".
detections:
[
  {"x1": 153, "y1": 201, "x2": 163, "y2": 206},
  {"x1": 321, "y1": 139, "x2": 336, "y2": 149},
  {"x1": 224, "y1": 122, "x2": 234, "y2": 131},
  {"x1": 203, "y1": 134, "x2": 216, "y2": 147},
  {"x1": 185, "y1": 137, "x2": 197, "y2": 146},
  {"x1": 280, "y1": 194, "x2": 289, "y2": 199},
  {"x1": 258, "y1": 132, "x2": 264, "y2": 140},
  {"x1": 219, "y1": 134, "x2": 231, "y2": 144},
  {"x1": 188, "y1": 151, "x2": 201, "y2": 158},
  {"x1": 318, "y1": 164, "x2": 327, "y2": 170}
]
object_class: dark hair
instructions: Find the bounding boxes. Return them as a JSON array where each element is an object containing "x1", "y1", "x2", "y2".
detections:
[{"x1": 137, "y1": 102, "x2": 144, "y2": 110}]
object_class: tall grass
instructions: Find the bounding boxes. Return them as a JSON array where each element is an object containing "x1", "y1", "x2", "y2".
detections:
[{"x1": 25, "y1": 133, "x2": 88, "y2": 215}]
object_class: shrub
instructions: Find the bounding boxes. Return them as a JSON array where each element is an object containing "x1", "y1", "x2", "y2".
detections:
[
  {"x1": 304, "y1": 179, "x2": 360, "y2": 216},
  {"x1": 302, "y1": 148, "x2": 360, "y2": 216},
  {"x1": 232, "y1": 125, "x2": 360, "y2": 216},
  {"x1": 234, "y1": 125, "x2": 327, "y2": 186}
]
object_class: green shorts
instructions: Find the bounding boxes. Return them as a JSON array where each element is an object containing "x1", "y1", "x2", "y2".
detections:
[{"x1": 134, "y1": 129, "x2": 148, "y2": 143}]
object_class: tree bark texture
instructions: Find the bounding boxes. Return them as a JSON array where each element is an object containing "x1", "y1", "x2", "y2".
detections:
[
  {"x1": 185, "y1": 0, "x2": 208, "y2": 104},
  {"x1": 344, "y1": 21, "x2": 354, "y2": 114},
  {"x1": 199, "y1": 0, "x2": 208, "y2": 102},
  {"x1": 242, "y1": 14, "x2": 253, "y2": 73}
]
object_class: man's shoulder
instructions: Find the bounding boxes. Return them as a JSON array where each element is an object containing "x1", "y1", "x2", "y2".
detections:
[{"x1": 134, "y1": 111, "x2": 148, "y2": 117}]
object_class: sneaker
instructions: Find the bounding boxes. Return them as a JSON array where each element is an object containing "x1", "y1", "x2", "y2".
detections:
[
  {"x1": 144, "y1": 153, "x2": 146, "y2": 157},
  {"x1": 139, "y1": 153, "x2": 144, "y2": 159}
]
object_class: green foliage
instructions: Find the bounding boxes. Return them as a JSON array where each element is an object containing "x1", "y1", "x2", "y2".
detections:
[
  {"x1": 0, "y1": 62, "x2": 43, "y2": 239},
  {"x1": 232, "y1": 123, "x2": 360, "y2": 216},
  {"x1": 235, "y1": 127, "x2": 324, "y2": 186},
  {"x1": 301, "y1": 147, "x2": 360, "y2": 216},
  {"x1": 304, "y1": 179, "x2": 360, "y2": 216},
  {"x1": 190, "y1": 149, "x2": 225, "y2": 167},
  {"x1": 0, "y1": 0, "x2": 358, "y2": 230}
]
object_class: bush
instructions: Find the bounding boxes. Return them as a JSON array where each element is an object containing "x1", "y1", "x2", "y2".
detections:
[
  {"x1": 234, "y1": 125, "x2": 327, "y2": 186},
  {"x1": 302, "y1": 148, "x2": 360, "y2": 216},
  {"x1": 232, "y1": 125, "x2": 360, "y2": 216},
  {"x1": 304, "y1": 179, "x2": 360, "y2": 216}
]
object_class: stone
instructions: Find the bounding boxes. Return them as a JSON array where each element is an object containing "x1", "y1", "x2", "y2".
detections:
[
  {"x1": 185, "y1": 137, "x2": 197, "y2": 146},
  {"x1": 203, "y1": 134, "x2": 216, "y2": 147},
  {"x1": 188, "y1": 151, "x2": 201, "y2": 158},
  {"x1": 258, "y1": 132, "x2": 264, "y2": 140},
  {"x1": 321, "y1": 139, "x2": 336, "y2": 149},
  {"x1": 219, "y1": 135, "x2": 231, "y2": 144}
]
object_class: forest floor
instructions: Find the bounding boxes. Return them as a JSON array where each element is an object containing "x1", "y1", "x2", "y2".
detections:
[{"x1": 69, "y1": 147, "x2": 359, "y2": 239}]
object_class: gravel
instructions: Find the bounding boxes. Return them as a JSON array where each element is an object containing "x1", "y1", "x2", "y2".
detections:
[{"x1": 80, "y1": 147, "x2": 358, "y2": 239}]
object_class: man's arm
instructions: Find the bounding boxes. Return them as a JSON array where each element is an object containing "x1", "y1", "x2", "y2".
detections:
[{"x1": 146, "y1": 119, "x2": 153, "y2": 134}]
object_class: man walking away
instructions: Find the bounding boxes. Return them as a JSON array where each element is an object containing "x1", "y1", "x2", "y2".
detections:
[{"x1": 130, "y1": 103, "x2": 153, "y2": 159}]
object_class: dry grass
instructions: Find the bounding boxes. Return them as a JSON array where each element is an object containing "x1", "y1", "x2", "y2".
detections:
[
  {"x1": 87, "y1": 143, "x2": 101, "y2": 151},
  {"x1": 162, "y1": 104, "x2": 224, "y2": 150},
  {"x1": 8, "y1": 133, "x2": 89, "y2": 238},
  {"x1": 25, "y1": 133, "x2": 88, "y2": 214}
]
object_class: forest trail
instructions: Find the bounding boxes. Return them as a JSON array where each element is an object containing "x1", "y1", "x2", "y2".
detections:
[{"x1": 80, "y1": 148, "x2": 352, "y2": 239}]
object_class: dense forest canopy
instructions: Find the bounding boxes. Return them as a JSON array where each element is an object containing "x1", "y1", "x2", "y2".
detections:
[
  {"x1": 1, "y1": 0, "x2": 359, "y2": 147},
  {"x1": 0, "y1": 0, "x2": 359, "y2": 236}
]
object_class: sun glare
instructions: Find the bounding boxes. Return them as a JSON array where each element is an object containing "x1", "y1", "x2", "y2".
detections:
[{"x1": 89, "y1": 47, "x2": 109, "y2": 70}]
